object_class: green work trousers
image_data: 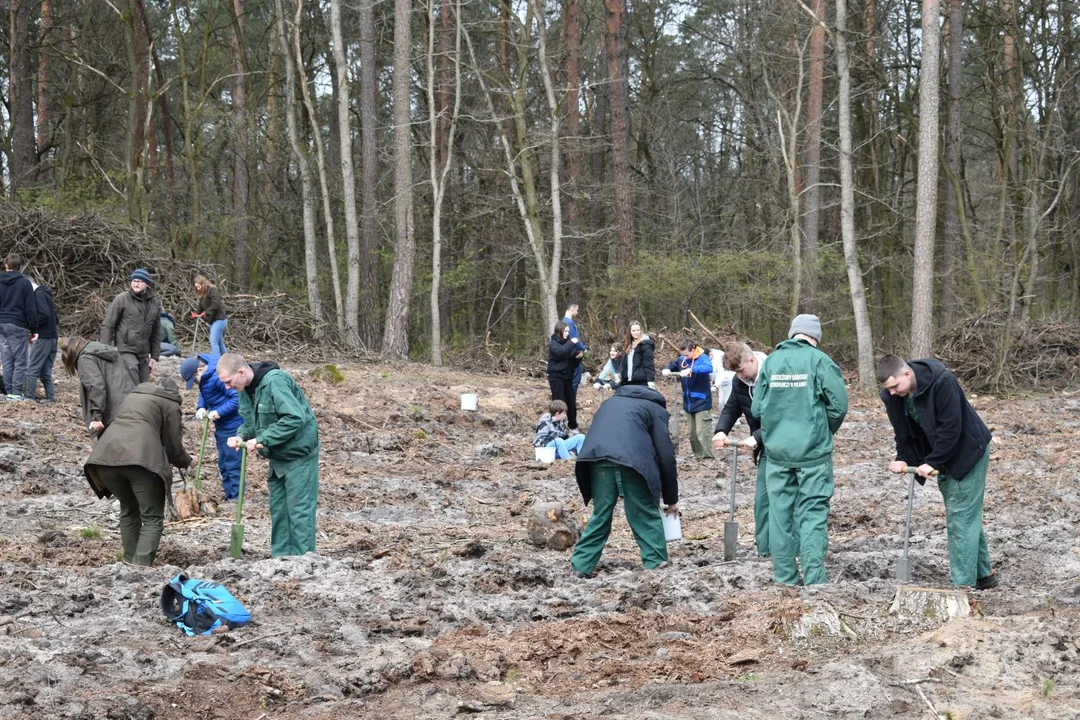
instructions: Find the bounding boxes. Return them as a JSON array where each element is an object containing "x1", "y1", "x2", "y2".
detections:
[
  {"x1": 753, "y1": 455, "x2": 800, "y2": 557},
  {"x1": 766, "y1": 458, "x2": 834, "y2": 585},
  {"x1": 686, "y1": 410, "x2": 715, "y2": 459},
  {"x1": 268, "y1": 452, "x2": 320, "y2": 557},
  {"x1": 95, "y1": 465, "x2": 166, "y2": 566},
  {"x1": 937, "y1": 446, "x2": 993, "y2": 587},
  {"x1": 571, "y1": 461, "x2": 668, "y2": 574}
]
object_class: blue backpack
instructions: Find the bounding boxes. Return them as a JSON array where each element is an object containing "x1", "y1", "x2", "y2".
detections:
[{"x1": 160, "y1": 573, "x2": 250, "y2": 636}]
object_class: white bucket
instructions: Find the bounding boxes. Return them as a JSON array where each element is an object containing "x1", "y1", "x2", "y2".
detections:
[
  {"x1": 460, "y1": 393, "x2": 478, "y2": 411},
  {"x1": 534, "y1": 446, "x2": 556, "y2": 463},
  {"x1": 662, "y1": 511, "x2": 682, "y2": 542}
]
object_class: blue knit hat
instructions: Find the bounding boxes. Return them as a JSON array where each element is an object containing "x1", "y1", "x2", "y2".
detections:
[
  {"x1": 179, "y1": 356, "x2": 202, "y2": 390},
  {"x1": 130, "y1": 268, "x2": 152, "y2": 285}
]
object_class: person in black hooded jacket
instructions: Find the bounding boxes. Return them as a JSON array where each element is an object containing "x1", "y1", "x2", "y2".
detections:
[
  {"x1": 0, "y1": 253, "x2": 39, "y2": 399},
  {"x1": 570, "y1": 384, "x2": 679, "y2": 577},
  {"x1": 24, "y1": 280, "x2": 59, "y2": 400},
  {"x1": 547, "y1": 321, "x2": 582, "y2": 431},
  {"x1": 878, "y1": 355, "x2": 998, "y2": 589}
]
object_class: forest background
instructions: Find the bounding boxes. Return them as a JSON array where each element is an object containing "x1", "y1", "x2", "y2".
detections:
[{"x1": 2, "y1": 0, "x2": 1078, "y2": 390}]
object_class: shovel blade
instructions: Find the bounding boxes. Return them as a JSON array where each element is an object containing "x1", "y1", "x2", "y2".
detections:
[
  {"x1": 229, "y1": 523, "x2": 245, "y2": 559},
  {"x1": 896, "y1": 556, "x2": 913, "y2": 583},
  {"x1": 723, "y1": 521, "x2": 739, "y2": 561}
]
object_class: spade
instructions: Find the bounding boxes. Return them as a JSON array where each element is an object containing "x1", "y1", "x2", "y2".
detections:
[
  {"x1": 724, "y1": 445, "x2": 739, "y2": 561},
  {"x1": 896, "y1": 466, "x2": 938, "y2": 583},
  {"x1": 193, "y1": 414, "x2": 211, "y2": 491},
  {"x1": 229, "y1": 446, "x2": 249, "y2": 559}
]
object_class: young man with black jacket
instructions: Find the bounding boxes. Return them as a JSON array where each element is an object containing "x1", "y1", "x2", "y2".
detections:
[
  {"x1": 0, "y1": 254, "x2": 39, "y2": 400},
  {"x1": 878, "y1": 355, "x2": 998, "y2": 589}
]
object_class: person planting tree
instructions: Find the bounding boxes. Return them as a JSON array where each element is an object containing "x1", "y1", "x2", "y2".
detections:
[
  {"x1": 216, "y1": 353, "x2": 320, "y2": 557},
  {"x1": 877, "y1": 354, "x2": 999, "y2": 590}
]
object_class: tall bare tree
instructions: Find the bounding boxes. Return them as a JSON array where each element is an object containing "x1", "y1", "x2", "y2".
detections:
[
  {"x1": 910, "y1": 0, "x2": 942, "y2": 357},
  {"x1": 273, "y1": 0, "x2": 324, "y2": 333},
  {"x1": 330, "y1": 0, "x2": 363, "y2": 348},
  {"x1": 428, "y1": 0, "x2": 462, "y2": 366},
  {"x1": 605, "y1": 0, "x2": 634, "y2": 320},
  {"x1": 800, "y1": 0, "x2": 826, "y2": 312},
  {"x1": 229, "y1": 0, "x2": 251, "y2": 287},
  {"x1": 383, "y1": 0, "x2": 416, "y2": 358},
  {"x1": 940, "y1": 0, "x2": 964, "y2": 327},
  {"x1": 836, "y1": 0, "x2": 874, "y2": 387}
]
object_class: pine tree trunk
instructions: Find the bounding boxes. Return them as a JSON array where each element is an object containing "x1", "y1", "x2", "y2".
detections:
[
  {"x1": 605, "y1": 0, "x2": 634, "y2": 322},
  {"x1": 9, "y1": 0, "x2": 36, "y2": 193},
  {"x1": 383, "y1": 0, "x2": 416, "y2": 359},
  {"x1": 230, "y1": 0, "x2": 251, "y2": 288},
  {"x1": 359, "y1": 0, "x2": 381, "y2": 348},
  {"x1": 910, "y1": 0, "x2": 942, "y2": 357},
  {"x1": 940, "y1": 0, "x2": 964, "y2": 329},
  {"x1": 564, "y1": 0, "x2": 583, "y2": 305}
]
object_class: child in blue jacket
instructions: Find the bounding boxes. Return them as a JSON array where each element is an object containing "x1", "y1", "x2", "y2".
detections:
[
  {"x1": 180, "y1": 354, "x2": 243, "y2": 499},
  {"x1": 661, "y1": 339, "x2": 714, "y2": 459}
]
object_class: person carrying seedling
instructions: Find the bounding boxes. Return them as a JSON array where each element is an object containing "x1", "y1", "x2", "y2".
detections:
[
  {"x1": 533, "y1": 399, "x2": 585, "y2": 460},
  {"x1": 661, "y1": 339, "x2": 715, "y2": 460},
  {"x1": 877, "y1": 354, "x2": 999, "y2": 590},
  {"x1": 216, "y1": 353, "x2": 320, "y2": 557},
  {"x1": 180, "y1": 354, "x2": 243, "y2": 500},
  {"x1": 751, "y1": 314, "x2": 848, "y2": 586}
]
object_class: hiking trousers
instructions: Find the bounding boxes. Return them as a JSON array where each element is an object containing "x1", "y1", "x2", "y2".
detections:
[
  {"x1": 24, "y1": 336, "x2": 57, "y2": 400},
  {"x1": 120, "y1": 351, "x2": 151, "y2": 383},
  {"x1": 571, "y1": 461, "x2": 668, "y2": 574},
  {"x1": 0, "y1": 323, "x2": 29, "y2": 395},
  {"x1": 686, "y1": 409, "x2": 715, "y2": 459},
  {"x1": 766, "y1": 458, "x2": 834, "y2": 585},
  {"x1": 95, "y1": 465, "x2": 166, "y2": 566},
  {"x1": 937, "y1": 446, "x2": 993, "y2": 587},
  {"x1": 267, "y1": 451, "x2": 320, "y2": 557}
]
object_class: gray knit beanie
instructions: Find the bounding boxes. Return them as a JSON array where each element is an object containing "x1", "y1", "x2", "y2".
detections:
[{"x1": 788, "y1": 314, "x2": 822, "y2": 342}]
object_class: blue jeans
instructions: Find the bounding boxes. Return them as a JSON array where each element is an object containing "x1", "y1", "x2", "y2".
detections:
[
  {"x1": 215, "y1": 420, "x2": 243, "y2": 499},
  {"x1": 24, "y1": 336, "x2": 57, "y2": 400},
  {"x1": 209, "y1": 319, "x2": 228, "y2": 356},
  {"x1": 0, "y1": 323, "x2": 30, "y2": 396},
  {"x1": 160, "y1": 342, "x2": 179, "y2": 357},
  {"x1": 548, "y1": 434, "x2": 585, "y2": 459}
]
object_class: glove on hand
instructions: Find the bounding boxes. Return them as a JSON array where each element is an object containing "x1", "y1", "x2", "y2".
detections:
[
  {"x1": 593, "y1": 382, "x2": 602, "y2": 390},
  {"x1": 661, "y1": 369, "x2": 672, "y2": 377},
  {"x1": 647, "y1": 381, "x2": 656, "y2": 389},
  {"x1": 208, "y1": 410, "x2": 220, "y2": 421},
  {"x1": 195, "y1": 408, "x2": 208, "y2": 420}
]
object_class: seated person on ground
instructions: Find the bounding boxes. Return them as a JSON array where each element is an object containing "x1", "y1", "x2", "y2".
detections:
[{"x1": 533, "y1": 400, "x2": 585, "y2": 460}]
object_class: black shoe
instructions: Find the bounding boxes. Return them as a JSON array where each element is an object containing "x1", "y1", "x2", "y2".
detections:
[
  {"x1": 571, "y1": 568, "x2": 590, "y2": 579},
  {"x1": 975, "y1": 570, "x2": 999, "y2": 590}
]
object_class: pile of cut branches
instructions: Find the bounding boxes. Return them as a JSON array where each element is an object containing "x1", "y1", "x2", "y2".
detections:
[
  {"x1": 937, "y1": 311, "x2": 1080, "y2": 391},
  {"x1": 0, "y1": 204, "x2": 326, "y2": 357}
]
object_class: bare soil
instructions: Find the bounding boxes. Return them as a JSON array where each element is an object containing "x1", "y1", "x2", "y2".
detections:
[{"x1": 1, "y1": 359, "x2": 1078, "y2": 719}]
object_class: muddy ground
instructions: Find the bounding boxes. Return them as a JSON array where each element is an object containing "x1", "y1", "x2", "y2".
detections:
[{"x1": 1, "y1": 359, "x2": 1078, "y2": 719}]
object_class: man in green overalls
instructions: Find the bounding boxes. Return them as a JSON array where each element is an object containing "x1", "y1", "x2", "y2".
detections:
[
  {"x1": 751, "y1": 314, "x2": 848, "y2": 585},
  {"x1": 877, "y1": 354, "x2": 998, "y2": 589},
  {"x1": 217, "y1": 353, "x2": 320, "y2": 557}
]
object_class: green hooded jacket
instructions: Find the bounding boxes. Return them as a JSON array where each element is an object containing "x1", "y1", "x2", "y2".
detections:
[
  {"x1": 750, "y1": 337, "x2": 848, "y2": 468},
  {"x1": 236, "y1": 363, "x2": 319, "y2": 473}
]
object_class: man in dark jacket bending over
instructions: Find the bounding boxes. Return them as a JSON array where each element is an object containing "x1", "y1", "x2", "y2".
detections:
[
  {"x1": 570, "y1": 385, "x2": 679, "y2": 577},
  {"x1": 878, "y1": 355, "x2": 998, "y2": 589}
]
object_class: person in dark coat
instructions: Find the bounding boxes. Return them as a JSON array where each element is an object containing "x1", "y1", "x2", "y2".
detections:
[
  {"x1": 621, "y1": 320, "x2": 656, "y2": 387},
  {"x1": 562, "y1": 303, "x2": 587, "y2": 396},
  {"x1": 0, "y1": 253, "x2": 39, "y2": 400},
  {"x1": 547, "y1": 321, "x2": 583, "y2": 432},
  {"x1": 61, "y1": 337, "x2": 139, "y2": 439},
  {"x1": 84, "y1": 379, "x2": 194, "y2": 566},
  {"x1": 878, "y1": 355, "x2": 998, "y2": 589},
  {"x1": 180, "y1": 353, "x2": 244, "y2": 499},
  {"x1": 570, "y1": 384, "x2": 679, "y2": 577},
  {"x1": 100, "y1": 268, "x2": 162, "y2": 382},
  {"x1": 24, "y1": 280, "x2": 59, "y2": 401}
]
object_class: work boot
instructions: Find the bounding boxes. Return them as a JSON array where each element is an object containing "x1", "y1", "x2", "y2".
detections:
[
  {"x1": 975, "y1": 570, "x2": 999, "y2": 590},
  {"x1": 570, "y1": 567, "x2": 590, "y2": 579}
]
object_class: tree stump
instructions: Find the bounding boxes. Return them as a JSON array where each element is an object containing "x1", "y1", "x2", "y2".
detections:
[
  {"x1": 168, "y1": 487, "x2": 216, "y2": 521},
  {"x1": 786, "y1": 601, "x2": 859, "y2": 642},
  {"x1": 888, "y1": 586, "x2": 971, "y2": 623},
  {"x1": 527, "y1": 502, "x2": 580, "y2": 550}
]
